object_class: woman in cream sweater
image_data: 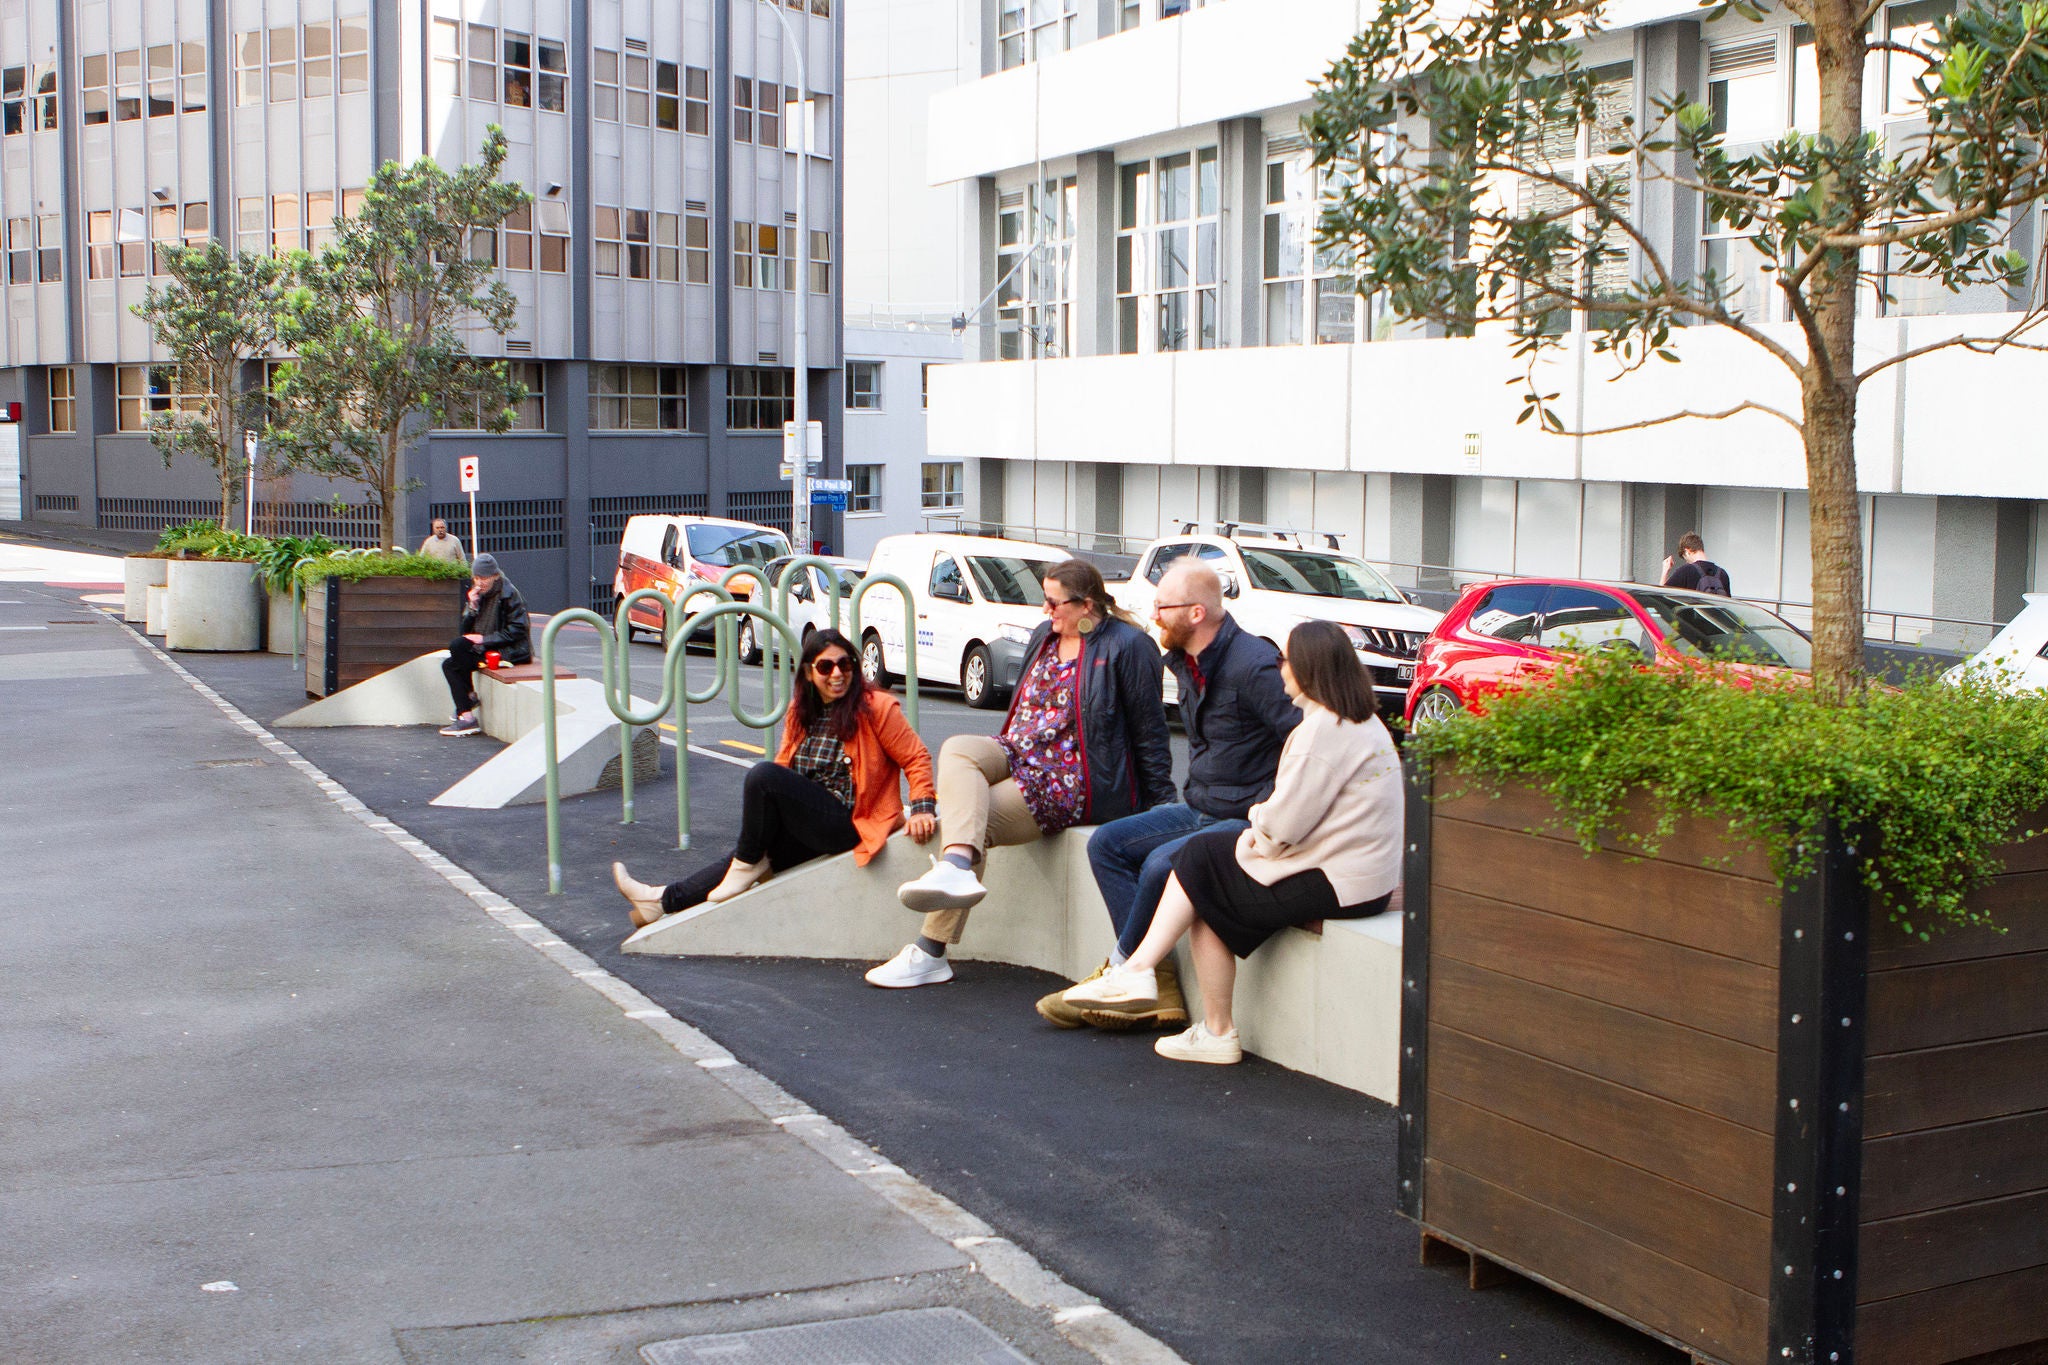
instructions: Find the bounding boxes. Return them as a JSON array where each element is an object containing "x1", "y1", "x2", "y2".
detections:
[{"x1": 1063, "y1": 619, "x2": 1403, "y2": 1064}]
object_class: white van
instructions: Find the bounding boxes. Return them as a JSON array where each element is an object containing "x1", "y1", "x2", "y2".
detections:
[
  {"x1": 854, "y1": 533, "x2": 1067, "y2": 708},
  {"x1": 612, "y1": 514, "x2": 791, "y2": 639}
]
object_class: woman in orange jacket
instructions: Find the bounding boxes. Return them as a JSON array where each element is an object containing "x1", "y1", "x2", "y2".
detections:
[{"x1": 611, "y1": 628, "x2": 937, "y2": 927}]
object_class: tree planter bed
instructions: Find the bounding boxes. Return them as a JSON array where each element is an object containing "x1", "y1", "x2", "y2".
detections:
[
  {"x1": 304, "y1": 574, "x2": 464, "y2": 697},
  {"x1": 1399, "y1": 766, "x2": 2048, "y2": 1365}
]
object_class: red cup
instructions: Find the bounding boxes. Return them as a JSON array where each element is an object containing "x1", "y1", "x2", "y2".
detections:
[{"x1": 485, "y1": 650, "x2": 502, "y2": 670}]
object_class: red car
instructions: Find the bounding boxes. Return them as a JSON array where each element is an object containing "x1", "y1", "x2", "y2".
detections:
[{"x1": 1403, "y1": 577, "x2": 1814, "y2": 728}]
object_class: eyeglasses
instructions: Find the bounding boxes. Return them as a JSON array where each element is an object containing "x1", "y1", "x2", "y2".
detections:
[
  {"x1": 1043, "y1": 593, "x2": 1080, "y2": 609},
  {"x1": 1153, "y1": 602, "x2": 1198, "y2": 613},
  {"x1": 812, "y1": 657, "x2": 855, "y2": 676}
]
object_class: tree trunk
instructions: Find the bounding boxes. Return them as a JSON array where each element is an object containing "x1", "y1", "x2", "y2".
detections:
[
  {"x1": 218, "y1": 430, "x2": 238, "y2": 534},
  {"x1": 1801, "y1": 0, "x2": 1870, "y2": 694},
  {"x1": 379, "y1": 430, "x2": 399, "y2": 550}
]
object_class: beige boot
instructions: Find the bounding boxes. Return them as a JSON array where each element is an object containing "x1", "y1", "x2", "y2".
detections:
[
  {"x1": 1080, "y1": 958, "x2": 1192, "y2": 1032},
  {"x1": 1035, "y1": 960, "x2": 1110, "y2": 1029},
  {"x1": 613, "y1": 862, "x2": 668, "y2": 929},
  {"x1": 705, "y1": 855, "x2": 772, "y2": 903}
]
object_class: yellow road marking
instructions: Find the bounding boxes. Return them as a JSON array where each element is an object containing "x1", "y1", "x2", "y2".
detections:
[{"x1": 719, "y1": 738, "x2": 766, "y2": 755}]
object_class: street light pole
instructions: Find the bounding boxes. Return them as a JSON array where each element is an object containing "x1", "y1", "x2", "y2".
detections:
[
  {"x1": 769, "y1": 2, "x2": 810, "y2": 555},
  {"x1": 243, "y1": 429, "x2": 258, "y2": 536}
]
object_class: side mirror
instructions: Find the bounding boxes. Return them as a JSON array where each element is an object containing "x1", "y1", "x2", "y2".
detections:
[{"x1": 1219, "y1": 572, "x2": 1241, "y2": 599}]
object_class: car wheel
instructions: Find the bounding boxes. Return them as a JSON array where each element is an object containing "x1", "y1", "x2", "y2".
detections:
[
  {"x1": 963, "y1": 645, "x2": 1000, "y2": 709},
  {"x1": 861, "y1": 632, "x2": 890, "y2": 687},
  {"x1": 737, "y1": 618, "x2": 762, "y2": 666},
  {"x1": 1411, "y1": 686, "x2": 1465, "y2": 730}
]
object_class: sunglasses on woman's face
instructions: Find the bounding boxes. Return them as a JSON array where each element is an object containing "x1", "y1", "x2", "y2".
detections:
[{"x1": 813, "y1": 656, "x2": 855, "y2": 676}]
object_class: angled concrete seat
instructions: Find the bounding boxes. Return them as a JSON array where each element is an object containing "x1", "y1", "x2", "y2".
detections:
[{"x1": 623, "y1": 828, "x2": 1402, "y2": 1101}]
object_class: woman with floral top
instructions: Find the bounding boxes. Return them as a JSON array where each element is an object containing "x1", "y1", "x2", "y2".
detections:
[
  {"x1": 611, "y1": 629, "x2": 937, "y2": 928},
  {"x1": 867, "y1": 559, "x2": 1173, "y2": 989}
]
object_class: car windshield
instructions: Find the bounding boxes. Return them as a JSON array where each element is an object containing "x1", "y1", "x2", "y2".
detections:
[
  {"x1": 1629, "y1": 590, "x2": 1813, "y2": 670},
  {"x1": 688, "y1": 525, "x2": 791, "y2": 568},
  {"x1": 1238, "y1": 548, "x2": 1404, "y2": 603},
  {"x1": 968, "y1": 556, "x2": 1057, "y2": 606}
]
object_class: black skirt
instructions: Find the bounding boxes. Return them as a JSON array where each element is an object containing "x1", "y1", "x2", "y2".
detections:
[{"x1": 1171, "y1": 827, "x2": 1393, "y2": 959}]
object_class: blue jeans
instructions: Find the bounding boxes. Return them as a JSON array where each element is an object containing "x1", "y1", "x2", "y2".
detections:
[{"x1": 1086, "y1": 804, "x2": 1249, "y2": 959}]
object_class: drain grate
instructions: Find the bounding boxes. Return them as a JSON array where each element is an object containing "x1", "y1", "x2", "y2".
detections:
[{"x1": 639, "y1": 1308, "x2": 1035, "y2": 1365}]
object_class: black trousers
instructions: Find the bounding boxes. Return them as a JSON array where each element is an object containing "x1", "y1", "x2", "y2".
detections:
[
  {"x1": 443, "y1": 637, "x2": 485, "y2": 714},
  {"x1": 660, "y1": 762, "x2": 859, "y2": 914}
]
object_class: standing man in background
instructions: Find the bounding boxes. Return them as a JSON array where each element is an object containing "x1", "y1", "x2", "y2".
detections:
[
  {"x1": 1662, "y1": 532, "x2": 1731, "y2": 596},
  {"x1": 420, "y1": 517, "x2": 468, "y2": 565}
]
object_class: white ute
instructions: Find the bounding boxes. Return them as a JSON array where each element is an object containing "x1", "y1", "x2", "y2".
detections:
[{"x1": 1111, "y1": 526, "x2": 1443, "y2": 711}]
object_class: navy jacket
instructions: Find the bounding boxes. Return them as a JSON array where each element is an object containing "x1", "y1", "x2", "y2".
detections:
[
  {"x1": 1167, "y1": 613, "x2": 1302, "y2": 819},
  {"x1": 1006, "y1": 615, "x2": 1173, "y2": 826}
]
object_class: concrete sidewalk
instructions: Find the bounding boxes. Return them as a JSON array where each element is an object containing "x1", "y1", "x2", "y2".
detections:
[{"x1": 0, "y1": 574, "x2": 1124, "y2": 1363}]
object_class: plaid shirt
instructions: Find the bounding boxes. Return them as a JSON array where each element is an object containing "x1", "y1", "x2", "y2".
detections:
[{"x1": 793, "y1": 720, "x2": 857, "y2": 810}]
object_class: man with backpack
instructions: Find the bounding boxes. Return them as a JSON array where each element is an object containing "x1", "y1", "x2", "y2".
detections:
[{"x1": 1662, "y1": 532, "x2": 1731, "y2": 596}]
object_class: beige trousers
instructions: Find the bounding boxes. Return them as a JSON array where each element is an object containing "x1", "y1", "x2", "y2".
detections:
[{"x1": 926, "y1": 733, "x2": 1042, "y2": 944}]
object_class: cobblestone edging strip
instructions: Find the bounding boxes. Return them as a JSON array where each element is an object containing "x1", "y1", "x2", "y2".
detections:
[{"x1": 118, "y1": 620, "x2": 1184, "y2": 1365}]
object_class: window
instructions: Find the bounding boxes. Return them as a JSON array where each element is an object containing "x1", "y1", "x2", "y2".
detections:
[
  {"x1": 1465, "y1": 583, "x2": 1547, "y2": 641},
  {"x1": 594, "y1": 49, "x2": 620, "y2": 121},
  {"x1": 1707, "y1": 37, "x2": 1780, "y2": 142},
  {"x1": 621, "y1": 52, "x2": 652, "y2": 126},
  {"x1": 503, "y1": 205, "x2": 534, "y2": 270},
  {"x1": 272, "y1": 193, "x2": 300, "y2": 254},
  {"x1": 655, "y1": 212, "x2": 681, "y2": 280},
  {"x1": 1886, "y1": 0, "x2": 1953, "y2": 114},
  {"x1": 684, "y1": 67, "x2": 710, "y2": 134},
  {"x1": 1533, "y1": 586, "x2": 1652, "y2": 654},
  {"x1": 921, "y1": 363, "x2": 936, "y2": 409},
  {"x1": 756, "y1": 80, "x2": 781, "y2": 148},
  {"x1": 655, "y1": 60, "x2": 680, "y2": 130},
  {"x1": 810, "y1": 229, "x2": 831, "y2": 294},
  {"x1": 998, "y1": 177, "x2": 1076, "y2": 359},
  {"x1": 1264, "y1": 142, "x2": 1375, "y2": 345},
  {"x1": 48, "y1": 368, "x2": 75, "y2": 433},
  {"x1": 848, "y1": 464, "x2": 883, "y2": 513},
  {"x1": 442, "y1": 362, "x2": 547, "y2": 429},
  {"x1": 149, "y1": 201, "x2": 210, "y2": 271},
  {"x1": 930, "y1": 554, "x2": 965, "y2": 597},
  {"x1": 235, "y1": 197, "x2": 263, "y2": 257},
  {"x1": 536, "y1": 198, "x2": 570, "y2": 272},
  {"x1": 686, "y1": 211, "x2": 710, "y2": 282},
  {"x1": 3, "y1": 64, "x2": 56, "y2": 134},
  {"x1": 921, "y1": 462, "x2": 964, "y2": 512},
  {"x1": 1515, "y1": 62, "x2": 1635, "y2": 334},
  {"x1": 734, "y1": 221, "x2": 792, "y2": 290},
  {"x1": 535, "y1": 37, "x2": 567, "y2": 111},
  {"x1": 1118, "y1": 150, "x2": 1218, "y2": 354},
  {"x1": 81, "y1": 54, "x2": 108, "y2": 124},
  {"x1": 117, "y1": 208, "x2": 147, "y2": 277},
  {"x1": 87, "y1": 211, "x2": 112, "y2": 278},
  {"x1": 727, "y1": 369, "x2": 795, "y2": 430},
  {"x1": 501, "y1": 31, "x2": 532, "y2": 107},
  {"x1": 593, "y1": 206, "x2": 663, "y2": 280},
  {"x1": 733, "y1": 76, "x2": 753, "y2": 142},
  {"x1": 240, "y1": 21, "x2": 364, "y2": 106},
  {"x1": 594, "y1": 206, "x2": 621, "y2": 277},
  {"x1": 305, "y1": 194, "x2": 333, "y2": 250},
  {"x1": 4, "y1": 218, "x2": 27, "y2": 283},
  {"x1": 590, "y1": 48, "x2": 654, "y2": 124},
  {"x1": 845, "y1": 361, "x2": 882, "y2": 410},
  {"x1": 624, "y1": 209, "x2": 653, "y2": 279},
  {"x1": 998, "y1": 0, "x2": 1075, "y2": 68},
  {"x1": 115, "y1": 365, "x2": 207, "y2": 432},
  {"x1": 590, "y1": 365, "x2": 687, "y2": 430}
]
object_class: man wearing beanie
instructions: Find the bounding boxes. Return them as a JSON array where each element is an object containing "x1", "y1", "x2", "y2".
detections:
[{"x1": 440, "y1": 553, "x2": 532, "y2": 737}]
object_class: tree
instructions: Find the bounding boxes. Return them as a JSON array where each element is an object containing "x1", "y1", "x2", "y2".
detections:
[
  {"x1": 269, "y1": 127, "x2": 529, "y2": 549},
  {"x1": 133, "y1": 244, "x2": 288, "y2": 529},
  {"x1": 1306, "y1": 0, "x2": 2048, "y2": 692}
]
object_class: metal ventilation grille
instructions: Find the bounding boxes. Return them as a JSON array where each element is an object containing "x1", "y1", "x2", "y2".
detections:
[
  {"x1": 757, "y1": 350, "x2": 777, "y2": 363},
  {"x1": 686, "y1": 199, "x2": 707, "y2": 212},
  {"x1": 1709, "y1": 37, "x2": 1777, "y2": 75},
  {"x1": 589, "y1": 493, "x2": 707, "y2": 547},
  {"x1": 33, "y1": 493, "x2": 78, "y2": 511},
  {"x1": 430, "y1": 498, "x2": 565, "y2": 553},
  {"x1": 624, "y1": 36, "x2": 649, "y2": 52},
  {"x1": 726, "y1": 489, "x2": 791, "y2": 537},
  {"x1": 1266, "y1": 131, "x2": 1310, "y2": 157},
  {"x1": 506, "y1": 338, "x2": 533, "y2": 353}
]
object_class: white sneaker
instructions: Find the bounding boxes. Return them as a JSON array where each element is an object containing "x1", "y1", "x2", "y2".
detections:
[
  {"x1": 1062, "y1": 963, "x2": 1158, "y2": 1008},
  {"x1": 864, "y1": 943, "x2": 955, "y2": 989},
  {"x1": 1155, "y1": 1022, "x2": 1243, "y2": 1065},
  {"x1": 896, "y1": 856, "x2": 987, "y2": 913}
]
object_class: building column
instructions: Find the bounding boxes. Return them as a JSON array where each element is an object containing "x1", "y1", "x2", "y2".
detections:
[
  {"x1": 1388, "y1": 473, "x2": 1455, "y2": 596},
  {"x1": 1634, "y1": 20, "x2": 1703, "y2": 295},
  {"x1": 1629, "y1": 483, "x2": 1700, "y2": 584},
  {"x1": 1930, "y1": 496, "x2": 2031, "y2": 650},
  {"x1": 1218, "y1": 117, "x2": 1262, "y2": 349},
  {"x1": 968, "y1": 176, "x2": 999, "y2": 361},
  {"x1": 1073, "y1": 151, "x2": 1117, "y2": 357}
]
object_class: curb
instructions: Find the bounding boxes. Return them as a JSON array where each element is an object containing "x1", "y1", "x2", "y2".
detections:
[{"x1": 110, "y1": 612, "x2": 1185, "y2": 1365}]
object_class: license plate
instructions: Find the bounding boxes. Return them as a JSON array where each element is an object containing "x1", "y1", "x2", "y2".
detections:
[{"x1": 1398, "y1": 663, "x2": 1415, "y2": 681}]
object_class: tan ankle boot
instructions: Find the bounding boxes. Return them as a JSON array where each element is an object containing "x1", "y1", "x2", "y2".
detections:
[
  {"x1": 613, "y1": 862, "x2": 668, "y2": 928},
  {"x1": 1080, "y1": 958, "x2": 1192, "y2": 1032},
  {"x1": 705, "y1": 855, "x2": 772, "y2": 903}
]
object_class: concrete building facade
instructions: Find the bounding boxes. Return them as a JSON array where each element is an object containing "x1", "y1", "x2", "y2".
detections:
[
  {"x1": 923, "y1": 0, "x2": 2048, "y2": 647},
  {"x1": 1, "y1": 0, "x2": 846, "y2": 612}
]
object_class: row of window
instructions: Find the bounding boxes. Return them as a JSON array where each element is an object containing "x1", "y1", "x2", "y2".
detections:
[
  {"x1": 5, "y1": 215, "x2": 62, "y2": 284},
  {"x1": 2, "y1": 64, "x2": 57, "y2": 135},
  {"x1": 233, "y1": 22, "x2": 373, "y2": 105},
  {"x1": 84, "y1": 204, "x2": 212, "y2": 279},
  {"x1": 81, "y1": 44, "x2": 207, "y2": 123},
  {"x1": 841, "y1": 360, "x2": 941, "y2": 412},
  {"x1": 835, "y1": 463, "x2": 965, "y2": 514},
  {"x1": 997, "y1": 0, "x2": 1220, "y2": 70},
  {"x1": 431, "y1": 22, "x2": 570, "y2": 113}
]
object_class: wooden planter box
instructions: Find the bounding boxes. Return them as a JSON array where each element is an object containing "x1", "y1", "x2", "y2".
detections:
[
  {"x1": 304, "y1": 575, "x2": 464, "y2": 698},
  {"x1": 1400, "y1": 764, "x2": 2048, "y2": 1365}
]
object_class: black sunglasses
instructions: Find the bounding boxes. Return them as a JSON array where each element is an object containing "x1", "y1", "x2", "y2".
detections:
[{"x1": 812, "y1": 656, "x2": 855, "y2": 675}]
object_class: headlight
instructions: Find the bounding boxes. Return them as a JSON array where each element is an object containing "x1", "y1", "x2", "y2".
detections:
[
  {"x1": 996, "y1": 623, "x2": 1032, "y2": 645},
  {"x1": 1340, "y1": 623, "x2": 1371, "y2": 651}
]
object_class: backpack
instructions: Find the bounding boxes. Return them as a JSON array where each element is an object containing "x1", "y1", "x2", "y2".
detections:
[{"x1": 1691, "y1": 561, "x2": 1730, "y2": 596}]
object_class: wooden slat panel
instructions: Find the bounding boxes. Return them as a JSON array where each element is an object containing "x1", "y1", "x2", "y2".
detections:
[
  {"x1": 1993, "y1": 826, "x2": 2048, "y2": 876},
  {"x1": 1430, "y1": 776, "x2": 1776, "y2": 881},
  {"x1": 1869, "y1": 876, "x2": 2048, "y2": 970},
  {"x1": 1860, "y1": 1188, "x2": 2048, "y2": 1302},
  {"x1": 1429, "y1": 1025, "x2": 1774, "y2": 1214},
  {"x1": 1867, "y1": 951, "x2": 2048, "y2": 1053},
  {"x1": 1857, "y1": 1263, "x2": 2048, "y2": 1365},
  {"x1": 1433, "y1": 816, "x2": 1780, "y2": 965},
  {"x1": 1422, "y1": 1159, "x2": 1768, "y2": 1364},
  {"x1": 1862, "y1": 1109, "x2": 2048, "y2": 1221},
  {"x1": 1865, "y1": 1032, "x2": 2048, "y2": 1136},
  {"x1": 1431, "y1": 956, "x2": 1777, "y2": 1131},
  {"x1": 1432, "y1": 887, "x2": 1779, "y2": 1049}
]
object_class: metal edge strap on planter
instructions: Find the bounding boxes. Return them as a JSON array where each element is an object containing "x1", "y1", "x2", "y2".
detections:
[
  {"x1": 1396, "y1": 750, "x2": 1432, "y2": 1227},
  {"x1": 1768, "y1": 817, "x2": 1869, "y2": 1365}
]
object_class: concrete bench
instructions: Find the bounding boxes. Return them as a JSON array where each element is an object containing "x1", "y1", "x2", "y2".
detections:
[
  {"x1": 276, "y1": 652, "x2": 655, "y2": 809},
  {"x1": 622, "y1": 829, "x2": 1402, "y2": 1101}
]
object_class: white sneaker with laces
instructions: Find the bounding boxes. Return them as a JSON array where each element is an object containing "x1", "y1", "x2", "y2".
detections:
[
  {"x1": 896, "y1": 856, "x2": 987, "y2": 912},
  {"x1": 1062, "y1": 963, "x2": 1158, "y2": 1008},
  {"x1": 1155, "y1": 1022, "x2": 1243, "y2": 1065},
  {"x1": 864, "y1": 943, "x2": 955, "y2": 989}
]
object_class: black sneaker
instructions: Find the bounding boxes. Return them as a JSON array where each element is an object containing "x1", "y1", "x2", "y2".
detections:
[{"x1": 439, "y1": 714, "x2": 482, "y2": 737}]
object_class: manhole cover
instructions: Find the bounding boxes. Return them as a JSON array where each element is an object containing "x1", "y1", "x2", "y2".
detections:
[{"x1": 639, "y1": 1307, "x2": 1035, "y2": 1365}]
